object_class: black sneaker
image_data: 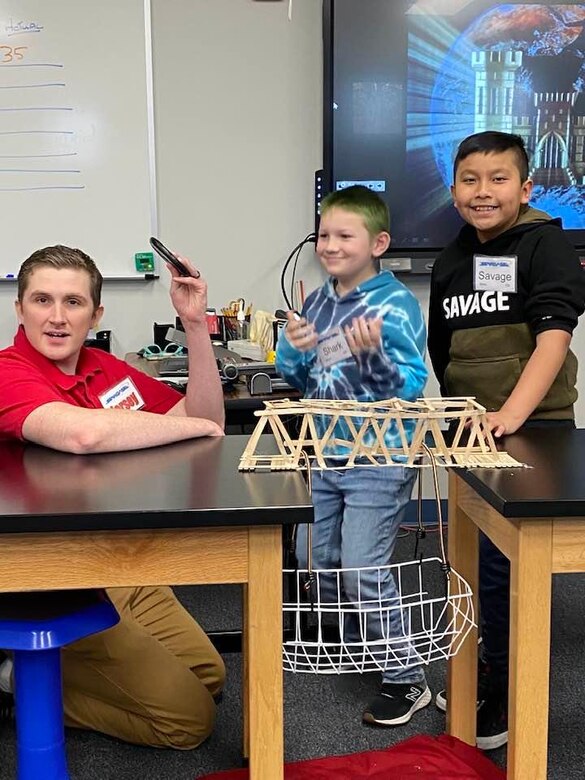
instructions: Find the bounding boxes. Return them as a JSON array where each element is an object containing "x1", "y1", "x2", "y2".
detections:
[
  {"x1": 0, "y1": 691, "x2": 14, "y2": 725},
  {"x1": 435, "y1": 658, "x2": 492, "y2": 713},
  {"x1": 476, "y1": 687, "x2": 508, "y2": 750},
  {"x1": 362, "y1": 682, "x2": 431, "y2": 726}
]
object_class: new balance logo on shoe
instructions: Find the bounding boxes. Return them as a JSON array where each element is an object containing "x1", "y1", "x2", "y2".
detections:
[
  {"x1": 405, "y1": 686, "x2": 423, "y2": 703},
  {"x1": 363, "y1": 682, "x2": 432, "y2": 727}
]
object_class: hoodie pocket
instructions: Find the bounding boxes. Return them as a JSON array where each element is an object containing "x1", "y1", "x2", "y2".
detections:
[{"x1": 444, "y1": 356, "x2": 522, "y2": 411}]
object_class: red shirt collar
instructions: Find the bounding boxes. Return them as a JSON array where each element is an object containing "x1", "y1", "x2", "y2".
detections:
[{"x1": 14, "y1": 326, "x2": 103, "y2": 390}]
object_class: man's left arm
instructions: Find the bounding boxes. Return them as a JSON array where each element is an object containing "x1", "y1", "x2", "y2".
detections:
[
  {"x1": 486, "y1": 329, "x2": 571, "y2": 437},
  {"x1": 162, "y1": 255, "x2": 225, "y2": 427}
]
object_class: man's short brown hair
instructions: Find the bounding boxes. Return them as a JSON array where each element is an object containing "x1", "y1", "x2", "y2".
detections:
[{"x1": 18, "y1": 245, "x2": 103, "y2": 310}]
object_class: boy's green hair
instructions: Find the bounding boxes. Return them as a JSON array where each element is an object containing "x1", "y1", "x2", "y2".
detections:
[{"x1": 320, "y1": 185, "x2": 390, "y2": 237}]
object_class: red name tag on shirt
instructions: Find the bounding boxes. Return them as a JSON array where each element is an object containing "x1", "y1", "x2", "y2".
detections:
[{"x1": 98, "y1": 377, "x2": 145, "y2": 411}]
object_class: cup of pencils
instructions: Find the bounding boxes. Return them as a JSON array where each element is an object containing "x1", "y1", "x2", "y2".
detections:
[{"x1": 220, "y1": 298, "x2": 252, "y2": 341}]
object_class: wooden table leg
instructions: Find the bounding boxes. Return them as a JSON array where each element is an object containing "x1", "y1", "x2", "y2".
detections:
[
  {"x1": 242, "y1": 583, "x2": 249, "y2": 761},
  {"x1": 247, "y1": 525, "x2": 284, "y2": 780},
  {"x1": 446, "y1": 472, "x2": 479, "y2": 745},
  {"x1": 507, "y1": 520, "x2": 552, "y2": 780}
]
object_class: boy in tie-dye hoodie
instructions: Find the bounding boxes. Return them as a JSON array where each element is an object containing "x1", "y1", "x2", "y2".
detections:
[{"x1": 276, "y1": 186, "x2": 429, "y2": 728}]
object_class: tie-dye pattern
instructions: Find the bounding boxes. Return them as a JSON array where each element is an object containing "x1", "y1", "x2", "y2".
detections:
[{"x1": 276, "y1": 271, "x2": 427, "y2": 456}]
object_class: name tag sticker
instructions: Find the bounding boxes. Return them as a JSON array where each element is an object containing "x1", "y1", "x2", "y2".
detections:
[
  {"x1": 99, "y1": 377, "x2": 145, "y2": 410},
  {"x1": 317, "y1": 327, "x2": 352, "y2": 367},
  {"x1": 473, "y1": 254, "x2": 517, "y2": 293}
]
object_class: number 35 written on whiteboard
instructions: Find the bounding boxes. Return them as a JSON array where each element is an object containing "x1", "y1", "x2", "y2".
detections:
[{"x1": 0, "y1": 45, "x2": 28, "y2": 63}]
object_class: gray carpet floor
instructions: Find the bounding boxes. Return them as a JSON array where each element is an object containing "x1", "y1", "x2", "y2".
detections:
[{"x1": 0, "y1": 533, "x2": 582, "y2": 779}]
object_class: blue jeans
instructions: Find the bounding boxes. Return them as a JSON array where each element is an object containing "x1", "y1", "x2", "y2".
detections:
[{"x1": 296, "y1": 464, "x2": 425, "y2": 685}]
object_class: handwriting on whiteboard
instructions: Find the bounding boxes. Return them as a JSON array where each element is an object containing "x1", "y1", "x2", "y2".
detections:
[
  {"x1": 0, "y1": 17, "x2": 84, "y2": 192},
  {"x1": 6, "y1": 19, "x2": 44, "y2": 36}
]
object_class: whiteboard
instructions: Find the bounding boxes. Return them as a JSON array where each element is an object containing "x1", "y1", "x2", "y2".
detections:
[{"x1": 0, "y1": 0, "x2": 156, "y2": 279}]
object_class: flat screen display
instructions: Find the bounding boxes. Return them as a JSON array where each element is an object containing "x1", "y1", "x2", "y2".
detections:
[{"x1": 324, "y1": 0, "x2": 585, "y2": 252}]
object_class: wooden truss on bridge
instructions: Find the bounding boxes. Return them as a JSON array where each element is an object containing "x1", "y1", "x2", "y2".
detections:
[{"x1": 239, "y1": 397, "x2": 525, "y2": 471}]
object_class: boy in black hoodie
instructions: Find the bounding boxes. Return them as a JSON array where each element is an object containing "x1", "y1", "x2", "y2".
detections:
[{"x1": 428, "y1": 131, "x2": 585, "y2": 750}]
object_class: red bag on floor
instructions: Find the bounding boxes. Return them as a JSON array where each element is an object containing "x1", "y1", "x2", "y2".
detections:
[{"x1": 198, "y1": 734, "x2": 505, "y2": 779}]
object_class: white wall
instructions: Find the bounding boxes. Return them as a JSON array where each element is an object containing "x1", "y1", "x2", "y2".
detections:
[{"x1": 1, "y1": 0, "x2": 583, "y2": 427}]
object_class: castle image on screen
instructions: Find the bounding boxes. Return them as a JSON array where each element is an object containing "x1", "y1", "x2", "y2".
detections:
[
  {"x1": 410, "y1": 2, "x2": 585, "y2": 236},
  {"x1": 328, "y1": 1, "x2": 585, "y2": 251}
]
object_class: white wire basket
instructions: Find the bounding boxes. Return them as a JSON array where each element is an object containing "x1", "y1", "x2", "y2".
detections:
[
  {"x1": 283, "y1": 443, "x2": 476, "y2": 674},
  {"x1": 283, "y1": 557, "x2": 475, "y2": 674}
]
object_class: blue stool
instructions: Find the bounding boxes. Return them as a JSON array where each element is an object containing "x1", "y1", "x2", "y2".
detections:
[{"x1": 0, "y1": 589, "x2": 120, "y2": 780}]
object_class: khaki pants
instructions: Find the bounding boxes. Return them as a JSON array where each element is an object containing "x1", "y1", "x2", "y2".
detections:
[{"x1": 61, "y1": 586, "x2": 225, "y2": 749}]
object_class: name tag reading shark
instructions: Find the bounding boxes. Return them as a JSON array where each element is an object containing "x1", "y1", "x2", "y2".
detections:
[
  {"x1": 474, "y1": 254, "x2": 517, "y2": 293},
  {"x1": 317, "y1": 327, "x2": 352, "y2": 367},
  {"x1": 99, "y1": 377, "x2": 145, "y2": 410}
]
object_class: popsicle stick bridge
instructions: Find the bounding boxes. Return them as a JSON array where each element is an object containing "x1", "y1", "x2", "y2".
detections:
[{"x1": 239, "y1": 397, "x2": 526, "y2": 471}]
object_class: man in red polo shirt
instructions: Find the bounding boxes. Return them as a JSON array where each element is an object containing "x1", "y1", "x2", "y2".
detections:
[{"x1": 0, "y1": 244, "x2": 226, "y2": 749}]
